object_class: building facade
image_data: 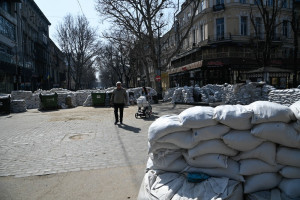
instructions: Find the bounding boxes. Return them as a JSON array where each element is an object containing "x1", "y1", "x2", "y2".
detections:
[
  {"x1": 162, "y1": 0, "x2": 300, "y2": 89},
  {"x1": 0, "y1": 0, "x2": 66, "y2": 93}
]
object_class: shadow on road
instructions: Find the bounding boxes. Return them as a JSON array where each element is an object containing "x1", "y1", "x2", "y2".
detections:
[{"x1": 117, "y1": 124, "x2": 141, "y2": 133}]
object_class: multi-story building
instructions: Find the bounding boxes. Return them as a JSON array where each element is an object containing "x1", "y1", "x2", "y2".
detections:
[
  {"x1": 0, "y1": 0, "x2": 66, "y2": 93},
  {"x1": 0, "y1": 0, "x2": 21, "y2": 93},
  {"x1": 163, "y1": 0, "x2": 300, "y2": 89}
]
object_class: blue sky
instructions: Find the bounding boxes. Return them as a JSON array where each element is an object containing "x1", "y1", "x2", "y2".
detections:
[{"x1": 34, "y1": 0, "x2": 107, "y2": 45}]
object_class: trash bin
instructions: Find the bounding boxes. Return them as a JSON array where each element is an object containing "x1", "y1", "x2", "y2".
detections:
[
  {"x1": 39, "y1": 93, "x2": 58, "y2": 110},
  {"x1": 152, "y1": 95, "x2": 158, "y2": 104},
  {"x1": 91, "y1": 92, "x2": 106, "y2": 106},
  {"x1": 0, "y1": 95, "x2": 11, "y2": 114}
]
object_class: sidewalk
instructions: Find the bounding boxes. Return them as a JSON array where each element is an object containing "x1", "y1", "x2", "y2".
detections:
[{"x1": 0, "y1": 103, "x2": 193, "y2": 200}]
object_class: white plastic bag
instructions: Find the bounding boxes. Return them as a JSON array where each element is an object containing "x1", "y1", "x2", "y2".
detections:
[
  {"x1": 157, "y1": 130, "x2": 196, "y2": 149},
  {"x1": 183, "y1": 153, "x2": 228, "y2": 168},
  {"x1": 193, "y1": 124, "x2": 231, "y2": 143}
]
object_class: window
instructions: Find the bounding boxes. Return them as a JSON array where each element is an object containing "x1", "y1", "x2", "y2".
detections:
[
  {"x1": 192, "y1": 29, "x2": 196, "y2": 44},
  {"x1": 200, "y1": 25, "x2": 204, "y2": 41},
  {"x1": 267, "y1": 0, "x2": 273, "y2": 6},
  {"x1": 0, "y1": 16, "x2": 16, "y2": 41},
  {"x1": 216, "y1": 0, "x2": 224, "y2": 5},
  {"x1": 255, "y1": 17, "x2": 262, "y2": 38},
  {"x1": 240, "y1": 0, "x2": 246, "y2": 4},
  {"x1": 216, "y1": 18, "x2": 224, "y2": 39},
  {"x1": 282, "y1": 20, "x2": 288, "y2": 37},
  {"x1": 255, "y1": 0, "x2": 262, "y2": 5},
  {"x1": 0, "y1": 2, "x2": 11, "y2": 14},
  {"x1": 282, "y1": 0, "x2": 287, "y2": 8},
  {"x1": 241, "y1": 16, "x2": 248, "y2": 36}
]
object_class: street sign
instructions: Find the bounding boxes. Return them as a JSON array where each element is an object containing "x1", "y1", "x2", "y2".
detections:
[{"x1": 155, "y1": 75, "x2": 161, "y2": 82}]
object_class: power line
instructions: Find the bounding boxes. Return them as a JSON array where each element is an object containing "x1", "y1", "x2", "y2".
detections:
[{"x1": 75, "y1": 0, "x2": 85, "y2": 17}]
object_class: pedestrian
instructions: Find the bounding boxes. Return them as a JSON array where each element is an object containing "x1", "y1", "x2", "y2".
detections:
[{"x1": 110, "y1": 81, "x2": 128, "y2": 125}]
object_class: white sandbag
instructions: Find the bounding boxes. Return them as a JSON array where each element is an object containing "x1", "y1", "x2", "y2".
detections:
[
  {"x1": 188, "y1": 139, "x2": 238, "y2": 158},
  {"x1": 246, "y1": 189, "x2": 291, "y2": 200},
  {"x1": 293, "y1": 120, "x2": 300, "y2": 132},
  {"x1": 149, "y1": 151, "x2": 183, "y2": 169},
  {"x1": 148, "y1": 142, "x2": 180, "y2": 154},
  {"x1": 246, "y1": 101, "x2": 295, "y2": 124},
  {"x1": 148, "y1": 115, "x2": 190, "y2": 143},
  {"x1": 157, "y1": 130, "x2": 196, "y2": 149},
  {"x1": 213, "y1": 104, "x2": 253, "y2": 130},
  {"x1": 244, "y1": 173, "x2": 281, "y2": 194},
  {"x1": 239, "y1": 159, "x2": 283, "y2": 176},
  {"x1": 171, "y1": 177, "x2": 242, "y2": 200},
  {"x1": 276, "y1": 147, "x2": 300, "y2": 167},
  {"x1": 279, "y1": 179, "x2": 300, "y2": 199},
  {"x1": 138, "y1": 170, "x2": 184, "y2": 200},
  {"x1": 178, "y1": 106, "x2": 218, "y2": 129},
  {"x1": 193, "y1": 124, "x2": 231, "y2": 143},
  {"x1": 223, "y1": 130, "x2": 264, "y2": 151},
  {"x1": 183, "y1": 153, "x2": 228, "y2": 168},
  {"x1": 232, "y1": 142, "x2": 276, "y2": 165},
  {"x1": 185, "y1": 159, "x2": 245, "y2": 182},
  {"x1": 280, "y1": 166, "x2": 300, "y2": 179},
  {"x1": 290, "y1": 101, "x2": 300, "y2": 120},
  {"x1": 251, "y1": 122, "x2": 300, "y2": 148},
  {"x1": 147, "y1": 156, "x2": 188, "y2": 172}
]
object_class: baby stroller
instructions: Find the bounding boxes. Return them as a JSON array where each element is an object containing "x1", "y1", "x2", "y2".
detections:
[{"x1": 135, "y1": 96, "x2": 152, "y2": 118}]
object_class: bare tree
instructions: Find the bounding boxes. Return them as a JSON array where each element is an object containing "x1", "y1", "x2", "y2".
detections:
[
  {"x1": 56, "y1": 14, "x2": 100, "y2": 90},
  {"x1": 290, "y1": 0, "x2": 300, "y2": 87},
  {"x1": 249, "y1": 0, "x2": 284, "y2": 81},
  {"x1": 95, "y1": 0, "x2": 200, "y2": 91}
]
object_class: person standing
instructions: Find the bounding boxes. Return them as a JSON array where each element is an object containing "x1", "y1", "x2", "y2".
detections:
[{"x1": 110, "y1": 81, "x2": 128, "y2": 125}]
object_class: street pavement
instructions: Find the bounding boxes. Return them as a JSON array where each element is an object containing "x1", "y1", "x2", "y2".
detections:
[{"x1": 0, "y1": 102, "x2": 193, "y2": 200}]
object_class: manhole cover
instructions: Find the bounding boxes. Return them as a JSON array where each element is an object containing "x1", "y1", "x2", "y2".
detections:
[{"x1": 69, "y1": 134, "x2": 91, "y2": 140}]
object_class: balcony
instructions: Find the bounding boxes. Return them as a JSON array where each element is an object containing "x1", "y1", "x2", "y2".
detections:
[{"x1": 213, "y1": 3, "x2": 225, "y2": 11}]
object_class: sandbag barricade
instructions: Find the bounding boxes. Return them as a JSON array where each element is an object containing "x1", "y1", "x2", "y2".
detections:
[{"x1": 138, "y1": 100, "x2": 300, "y2": 200}]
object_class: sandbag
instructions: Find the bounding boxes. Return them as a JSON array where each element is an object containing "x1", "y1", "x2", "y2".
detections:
[
  {"x1": 251, "y1": 122, "x2": 300, "y2": 148},
  {"x1": 239, "y1": 159, "x2": 283, "y2": 176},
  {"x1": 185, "y1": 159, "x2": 245, "y2": 182},
  {"x1": 246, "y1": 189, "x2": 295, "y2": 200},
  {"x1": 293, "y1": 120, "x2": 300, "y2": 132},
  {"x1": 279, "y1": 179, "x2": 300, "y2": 199},
  {"x1": 147, "y1": 156, "x2": 188, "y2": 172},
  {"x1": 188, "y1": 139, "x2": 238, "y2": 158},
  {"x1": 232, "y1": 142, "x2": 276, "y2": 165},
  {"x1": 193, "y1": 124, "x2": 231, "y2": 142},
  {"x1": 148, "y1": 142, "x2": 180, "y2": 154},
  {"x1": 213, "y1": 104, "x2": 253, "y2": 130},
  {"x1": 178, "y1": 106, "x2": 218, "y2": 129},
  {"x1": 290, "y1": 100, "x2": 300, "y2": 120},
  {"x1": 276, "y1": 147, "x2": 300, "y2": 167},
  {"x1": 149, "y1": 151, "x2": 183, "y2": 169},
  {"x1": 244, "y1": 173, "x2": 281, "y2": 194},
  {"x1": 157, "y1": 130, "x2": 196, "y2": 149},
  {"x1": 183, "y1": 153, "x2": 228, "y2": 168},
  {"x1": 280, "y1": 166, "x2": 300, "y2": 179},
  {"x1": 148, "y1": 115, "x2": 190, "y2": 143},
  {"x1": 223, "y1": 130, "x2": 264, "y2": 151},
  {"x1": 246, "y1": 101, "x2": 295, "y2": 124}
]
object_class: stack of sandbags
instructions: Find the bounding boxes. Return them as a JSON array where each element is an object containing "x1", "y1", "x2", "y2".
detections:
[
  {"x1": 182, "y1": 86, "x2": 194, "y2": 103},
  {"x1": 11, "y1": 90, "x2": 33, "y2": 109},
  {"x1": 140, "y1": 100, "x2": 300, "y2": 199},
  {"x1": 171, "y1": 88, "x2": 184, "y2": 103},
  {"x1": 74, "y1": 90, "x2": 91, "y2": 106},
  {"x1": 11, "y1": 99, "x2": 27, "y2": 113},
  {"x1": 268, "y1": 89, "x2": 300, "y2": 107},
  {"x1": 163, "y1": 88, "x2": 176, "y2": 102},
  {"x1": 83, "y1": 94, "x2": 92, "y2": 107}
]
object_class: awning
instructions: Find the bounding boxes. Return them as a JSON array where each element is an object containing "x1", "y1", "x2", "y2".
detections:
[
  {"x1": 168, "y1": 61, "x2": 203, "y2": 74},
  {"x1": 246, "y1": 67, "x2": 293, "y2": 73}
]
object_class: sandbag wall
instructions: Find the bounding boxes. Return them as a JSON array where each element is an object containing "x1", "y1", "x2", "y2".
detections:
[{"x1": 141, "y1": 100, "x2": 300, "y2": 200}]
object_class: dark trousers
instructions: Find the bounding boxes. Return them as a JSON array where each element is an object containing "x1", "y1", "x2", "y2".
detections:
[{"x1": 114, "y1": 103, "x2": 124, "y2": 122}]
